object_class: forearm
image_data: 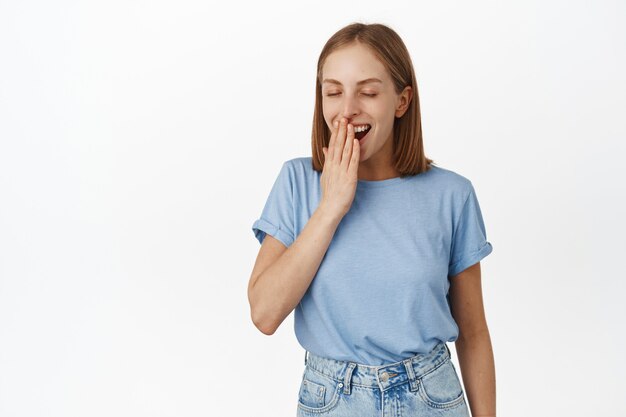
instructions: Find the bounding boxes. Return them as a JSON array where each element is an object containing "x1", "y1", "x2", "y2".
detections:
[
  {"x1": 454, "y1": 330, "x2": 496, "y2": 417},
  {"x1": 249, "y1": 204, "x2": 342, "y2": 335}
]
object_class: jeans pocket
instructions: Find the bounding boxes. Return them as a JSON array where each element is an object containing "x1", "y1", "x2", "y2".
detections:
[
  {"x1": 297, "y1": 367, "x2": 342, "y2": 413},
  {"x1": 417, "y1": 359, "x2": 466, "y2": 410}
]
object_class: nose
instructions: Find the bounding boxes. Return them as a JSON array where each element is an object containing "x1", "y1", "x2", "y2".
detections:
[{"x1": 341, "y1": 94, "x2": 360, "y2": 121}]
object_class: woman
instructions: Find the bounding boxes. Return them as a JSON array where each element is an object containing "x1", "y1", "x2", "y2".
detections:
[{"x1": 248, "y1": 22, "x2": 496, "y2": 417}]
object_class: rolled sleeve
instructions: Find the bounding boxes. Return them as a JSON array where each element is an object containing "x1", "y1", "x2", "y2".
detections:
[
  {"x1": 448, "y1": 183, "x2": 493, "y2": 278},
  {"x1": 251, "y1": 161, "x2": 295, "y2": 248}
]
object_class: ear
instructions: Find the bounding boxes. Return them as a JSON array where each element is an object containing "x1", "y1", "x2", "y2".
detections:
[{"x1": 395, "y1": 86, "x2": 413, "y2": 118}]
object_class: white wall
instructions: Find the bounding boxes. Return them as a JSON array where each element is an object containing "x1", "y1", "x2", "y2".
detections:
[{"x1": 1, "y1": 0, "x2": 624, "y2": 416}]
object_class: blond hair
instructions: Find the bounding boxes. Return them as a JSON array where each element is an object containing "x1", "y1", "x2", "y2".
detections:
[{"x1": 311, "y1": 22, "x2": 435, "y2": 175}]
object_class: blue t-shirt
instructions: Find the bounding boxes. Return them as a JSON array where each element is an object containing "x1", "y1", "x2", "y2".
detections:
[{"x1": 251, "y1": 156, "x2": 493, "y2": 366}]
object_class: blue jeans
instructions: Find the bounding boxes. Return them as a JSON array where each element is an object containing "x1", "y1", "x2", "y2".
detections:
[{"x1": 298, "y1": 342, "x2": 470, "y2": 416}]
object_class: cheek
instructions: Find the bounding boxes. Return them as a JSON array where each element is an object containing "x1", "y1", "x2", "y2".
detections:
[
  {"x1": 322, "y1": 104, "x2": 335, "y2": 119},
  {"x1": 321, "y1": 109, "x2": 336, "y2": 127},
  {"x1": 322, "y1": 113, "x2": 331, "y2": 128}
]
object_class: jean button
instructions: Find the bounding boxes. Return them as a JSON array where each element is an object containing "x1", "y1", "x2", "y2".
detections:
[{"x1": 380, "y1": 372, "x2": 389, "y2": 382}]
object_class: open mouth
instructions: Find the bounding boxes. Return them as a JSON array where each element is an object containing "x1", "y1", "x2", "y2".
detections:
[{"x1": 354, "y1": 124, "x2": 371, "y2": 141}]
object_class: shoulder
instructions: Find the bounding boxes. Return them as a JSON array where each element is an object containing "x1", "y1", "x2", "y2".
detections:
[
  {"x1": 284, "y1": 156, "x2": 314, "y2": 171},
  {"x1": 423, "y1": 164, "x2": 475, "y2": 200},
  {"x1": 272, "y1": 156, "x2": 310, "y2": 177},
  {"x1": 267, "y1": 157, "x2": 317, "y2": 196},
  {"x1": 281, "y1": 156, "x2": 317, "y2": 181}
]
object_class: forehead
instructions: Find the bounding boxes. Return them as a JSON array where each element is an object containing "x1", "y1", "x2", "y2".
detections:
[{"x1": 321, "y1": 43, "x2": 388, "y2": 86}]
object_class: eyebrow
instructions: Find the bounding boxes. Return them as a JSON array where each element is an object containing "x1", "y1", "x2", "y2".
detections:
[{"x1": 322, "y1": 77, "x2": 383, "y2": 86}]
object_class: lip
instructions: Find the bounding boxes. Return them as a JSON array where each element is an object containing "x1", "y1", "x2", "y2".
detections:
[{"x1": 333, "y1": 120, "x2": 371, "y2": 127}]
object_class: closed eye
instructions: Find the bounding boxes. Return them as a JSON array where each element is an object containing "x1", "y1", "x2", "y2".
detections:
[{"x1": 326, "y1": 93, "x2": 377, "y2": 97}]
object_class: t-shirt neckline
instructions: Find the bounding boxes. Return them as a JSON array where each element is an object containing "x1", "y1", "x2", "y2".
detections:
[{"x1": 357, "y1": 176, "x2": 408, "y2": 188}]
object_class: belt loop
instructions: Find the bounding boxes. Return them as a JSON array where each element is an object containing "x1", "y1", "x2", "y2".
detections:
[
  {"x1": 342, "y1": 362, "x2": 357, "y2": 395},
  {"x1": 304, "y1": 350, "x2": 308, "y2": 366},
  {"x1": 403, "y1": 358, "x2": 419, "y2": 392}
]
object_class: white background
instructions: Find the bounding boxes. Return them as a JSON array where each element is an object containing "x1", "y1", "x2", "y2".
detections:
[{"x1": 1, "y1": 1, "x2": 625, "y2": 416}]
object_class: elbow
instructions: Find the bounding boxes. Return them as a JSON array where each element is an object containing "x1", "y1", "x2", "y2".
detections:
[
  {"x1": 247, "y1": 278, "x2": 280, "y2": 335},
  {"x1": 257, "y1": 322, "x2": 278, "y2": 336},
  {"x1": 248, "y1": 293, "x2": 278, "y2": 336},
  {"x1": 251, "y1": 310, "x2": 278, "y2": 335},
  {"x1": 457, "y1": 326, "x2": 490, "y2": 343}
]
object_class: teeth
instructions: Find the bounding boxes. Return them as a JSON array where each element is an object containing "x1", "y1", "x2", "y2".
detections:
[{"x1": 354, "y1": 124, "x2": 371, "y2": 133}]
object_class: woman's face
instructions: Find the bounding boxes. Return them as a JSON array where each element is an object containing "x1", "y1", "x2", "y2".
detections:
[{"x1": 321, "y1": 42, "x2": 411, "y2": 167}]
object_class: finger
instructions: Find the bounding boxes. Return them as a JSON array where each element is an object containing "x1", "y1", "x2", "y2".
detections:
[
  {"x1": 349, "y1": 136, "x2": 360, "y2": 176},
  {"x1": 341, "y1": 123, "x2": 354, "y2": 170},
  {"x1": 334, "y1": 118, "x2": 346, "y2": 163},
  {"x1": 328, "y1": 120, "x2": 338, "y2": 161}
]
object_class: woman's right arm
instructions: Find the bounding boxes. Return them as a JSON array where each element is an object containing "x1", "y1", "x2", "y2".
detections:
[
  {"x1": 248, "y1": 118, "x2": 360, "y2": 335},
  {"x1": 247, "y1": 204, "x2": 343, "y2": 335}
]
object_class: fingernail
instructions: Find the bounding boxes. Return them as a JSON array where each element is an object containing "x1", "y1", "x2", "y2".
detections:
[{"x1": 334, "y1": 121, "x2": 338, "y2": 128}]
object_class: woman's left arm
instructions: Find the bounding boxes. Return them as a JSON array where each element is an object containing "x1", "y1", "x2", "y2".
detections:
[{"x1": 449, "y1": 261, "x2": 496, "y2": 417}]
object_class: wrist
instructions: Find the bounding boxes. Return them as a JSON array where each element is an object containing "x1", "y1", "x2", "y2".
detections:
[{"x1": 316, "y1": 203, "x2": 344, "y2": 225}]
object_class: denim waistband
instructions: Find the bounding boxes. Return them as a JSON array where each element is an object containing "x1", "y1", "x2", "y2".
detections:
[{"x1": 304, "y1": 342, "x2": 451, "y2": 393}]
